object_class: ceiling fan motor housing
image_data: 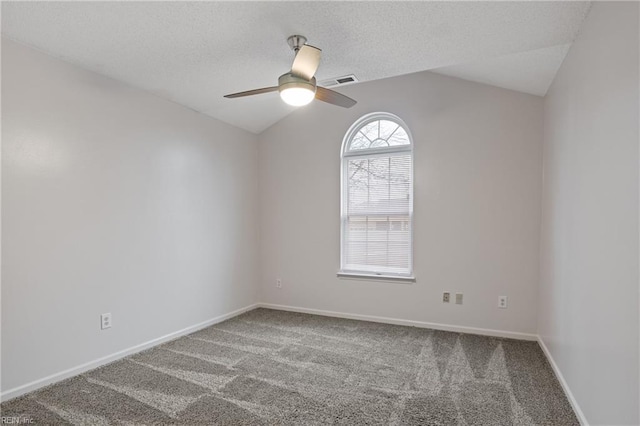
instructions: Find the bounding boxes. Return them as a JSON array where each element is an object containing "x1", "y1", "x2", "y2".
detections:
[{"x1": 278, "y1": 73, "x2": 317, "y2": 94}]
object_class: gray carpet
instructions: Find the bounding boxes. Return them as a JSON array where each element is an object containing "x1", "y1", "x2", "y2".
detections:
[{"x1": 1, "y1": 308, "x2": 578, "y2": 425}]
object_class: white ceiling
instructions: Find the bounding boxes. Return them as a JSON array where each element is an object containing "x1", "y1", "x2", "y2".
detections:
[{"x1": 1, "y1": 1, "x2": 591, "y2": 134}]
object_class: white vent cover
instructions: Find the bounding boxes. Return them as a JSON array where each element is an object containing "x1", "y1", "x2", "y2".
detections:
[{"x1": 319, "y1": 74, "x2": 359, "y2": 88}]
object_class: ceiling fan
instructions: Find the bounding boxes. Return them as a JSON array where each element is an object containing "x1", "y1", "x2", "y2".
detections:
[{"x1": 224, "y1": 35, "x2": 357, "y2": 108}]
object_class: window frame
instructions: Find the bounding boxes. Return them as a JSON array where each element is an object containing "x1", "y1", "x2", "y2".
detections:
[{"x1": 339, "y1": 112, "x2": 415, "y2": 282}]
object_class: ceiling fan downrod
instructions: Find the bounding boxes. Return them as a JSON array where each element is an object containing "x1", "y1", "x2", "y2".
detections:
[{"x1": 287, "y1": 35, "x2": 307, "y2": 53}]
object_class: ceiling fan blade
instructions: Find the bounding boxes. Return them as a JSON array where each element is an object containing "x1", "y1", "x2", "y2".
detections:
[
  {"x1": 224, "y1": 86, "x2": 278, "y2": 99},
  {"x1": 291, "y1": 44, "x2": 321, "y2": 80},
  {"x1": 315, "y1": 86, "x2": 357, "y2": 108}
]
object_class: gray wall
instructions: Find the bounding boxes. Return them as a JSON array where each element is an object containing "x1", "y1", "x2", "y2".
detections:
[
  {"x1": 1, "y1": 39, "x2": 260, "y2": 393},
  {"x1": 258, "y1": 70, "x2": 544, "y2": 335},
  {"x1": 538, "y1": 2, "x2": 640, "y2": 424}
]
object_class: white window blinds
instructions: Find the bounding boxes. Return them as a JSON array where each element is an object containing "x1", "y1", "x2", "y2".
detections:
[{"x1": 341, "y1": 114, "x2": 413, "y2": 277}]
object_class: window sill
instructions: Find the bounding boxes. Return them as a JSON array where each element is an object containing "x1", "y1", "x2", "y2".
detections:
[{"x1": 337, "y1": 272, "x2": 416, "y2": 284}]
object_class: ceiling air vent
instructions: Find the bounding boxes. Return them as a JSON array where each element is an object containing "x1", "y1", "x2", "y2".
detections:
[{"x1": 319, "y1": 74, "x2": 359, "y2": 88}]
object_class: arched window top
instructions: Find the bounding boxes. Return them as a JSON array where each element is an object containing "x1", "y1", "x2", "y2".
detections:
[{"x1": 343, "y1": 112, "x2": 412, "y2": 155}]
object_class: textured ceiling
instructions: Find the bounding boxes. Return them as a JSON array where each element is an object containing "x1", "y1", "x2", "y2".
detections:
[
  {"x1": 1, "y1": 1, "x2": 591, "y2": 133},
  {"x1": 433, "y1": 44, "x2": 572, "y2": 96}
]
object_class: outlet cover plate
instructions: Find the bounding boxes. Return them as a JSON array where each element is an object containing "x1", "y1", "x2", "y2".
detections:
[
  {"x1": 455, "y1": 293, "x2": 463, "y2": 305},
  {"x1": 101, "y1": 313, "x2": 112, "y2": 330},
  {"x1": 498, "y1": 296, "x2": 508, "y2": 309}
]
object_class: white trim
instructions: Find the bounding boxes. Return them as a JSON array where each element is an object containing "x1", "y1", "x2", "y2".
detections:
[
  {"x1": 537, "y1": 336, "x2": 589, "y2": 426},
  {"x1": 0, "y1": 303, "x2": 260, "y2": 403},
  {"x1": 336, "y1": 272, "x2": 415, "y2": 283},
  {"x1": 258, "y1": 303, "x2": 537, "y2": 341},
  {"x1": 343, "y1": 144, "x2": 412, "y2": 158},
  {"x1": 343, "y1": 149, "x2": 412, "y2": 161}
]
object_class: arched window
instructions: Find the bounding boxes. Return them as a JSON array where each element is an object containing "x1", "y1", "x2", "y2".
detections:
[{"x1": 340, "y1": 112, "x2": 414, "y2": 279}]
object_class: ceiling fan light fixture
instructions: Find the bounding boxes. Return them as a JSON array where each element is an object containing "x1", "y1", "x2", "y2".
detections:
[
  {"x1": 278, "y1": 73, "x2": 316, "y2": 106},
  {"x1": 280, "y1": 86, "x2": 315, "y2": 106}
]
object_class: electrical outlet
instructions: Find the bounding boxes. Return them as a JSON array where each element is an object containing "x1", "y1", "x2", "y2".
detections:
[
  {"x1": 101, "y1": 313, "x2": 112, "y2": 330},
  {"x1": 455, "y1": 293, "x2": 463, "y2": 305},
  {"x1": 498, "y1": 296, "x2": 508, "y2": 309},
  {"x1": 443, "y1": 292, "x2": 450, "y2": 303},
  {"x1": 276, "y1": 278, "x2": 282, "y2": 289}
]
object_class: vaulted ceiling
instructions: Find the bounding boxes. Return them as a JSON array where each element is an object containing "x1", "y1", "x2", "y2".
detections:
[{"x1": 2, "y1": 1, "x2": 591, "y2": 134}]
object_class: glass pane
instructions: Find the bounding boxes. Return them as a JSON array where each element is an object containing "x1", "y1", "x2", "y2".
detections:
[
  {"x1": 379, "y1": 120, "x2": 399, "y2": 140},
  {"x1": 347, "y1": 155, "x2": 411, "y2": 215},
  {"x1": 349, "y1": 131, "x2": 370, "y2": 150},
  {"x1": 359, "y1": 121, "x2": 378, "y2": 142},
  {"x1": 347, "y1": 159, "x2": 369, "y2": 214},
  {"x1": 344, "y1": 214, "x2": 410, "y2": 273},
  {"x1": 388, "y1": 126, "x2": 410, "y2": 146}
]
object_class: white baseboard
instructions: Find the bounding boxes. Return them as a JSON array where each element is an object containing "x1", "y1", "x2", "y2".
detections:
[
  {"x1": 0, "y1": 303, "x2": 260, "y2": 403},
  {"x1": 537, "y1": 336, "x2": 588, "y2": 426},
  {"x1": 258, "y1": 303, "x2": 538, "y2": 341}
]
